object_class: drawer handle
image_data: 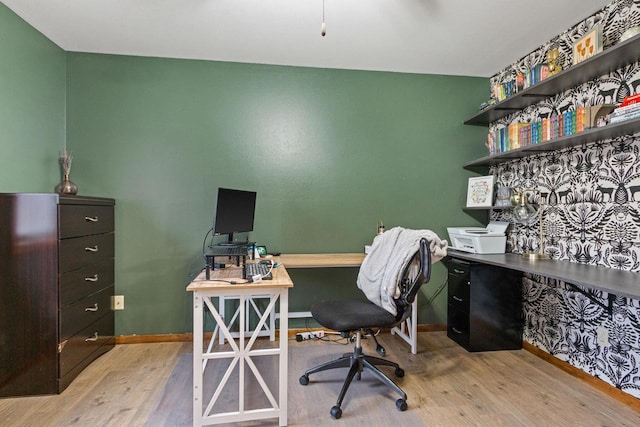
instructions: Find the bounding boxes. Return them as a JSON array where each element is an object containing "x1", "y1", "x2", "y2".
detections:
[
  {"x1": 453, "y1": 296, "x2": 464, "y2": 302},
  {"x1": 85, "y1": 274, "x2": 99, "y2": 282},
  {"x1": 453, "y1": 269, "x2": 465, "y2": 274},
  {"x1": 85, "y1": 332, "x2": 99, "y2": 342},
  {"x1": 85, "y1": 303, "x2": 99, "y2": 312},
  {"x1": 85, "y1": 216, "x2": 99, "y2": 222},
  {"x1": 452, "y1": 327, "x2": 463, "y2": 335},
  {"x1": 85, "y1": 245, "x2": 99, "y2": 252}
]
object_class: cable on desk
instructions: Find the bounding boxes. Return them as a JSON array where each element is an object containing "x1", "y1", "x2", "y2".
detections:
[
  {"x1": 191, "y1": 277, "x2": 251, "y2": 285},
  {"x1": 201, "y1": 227, "x2": 213, "y2": 263}
]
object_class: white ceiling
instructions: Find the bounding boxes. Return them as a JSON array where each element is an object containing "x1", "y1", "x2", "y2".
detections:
[{"x1": 2, "y1": 0, "x2": 612, "y2": 77}]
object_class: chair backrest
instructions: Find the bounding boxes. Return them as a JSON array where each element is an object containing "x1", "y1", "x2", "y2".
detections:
[{"x1": 393, "y1": 238, "x2": 431, "y2": 324}]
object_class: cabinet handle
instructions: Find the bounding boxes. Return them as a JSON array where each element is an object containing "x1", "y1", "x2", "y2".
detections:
[
  {"x1": 85, "y1": 245, "x2": 99, "y2": 252},
  {"x1": 453, "y1": 296, "x2": 464, "y2": 302},
  {"x1": 85, "y1": 332, "x2": 99, "y2": 342},
  {"x1": 452, "y1": 327, "x2": 463, "y2": 335},
  {"x1": 453, "y1": 269, "x2": 465, "y2": 274},
  {"x1": 85, "y1": 274, "x2": 99, "y2": 282},
  {"x1": 85, "y1": 216, "x2": 99, "y2": 222},
  {"x1": 85, "y1": 303, "x2": 99, "y2": 312}
]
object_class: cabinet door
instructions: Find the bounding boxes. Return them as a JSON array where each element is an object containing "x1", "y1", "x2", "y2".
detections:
[{"x1": 469, "y1": 264, "x2": 523, "y2": 351}]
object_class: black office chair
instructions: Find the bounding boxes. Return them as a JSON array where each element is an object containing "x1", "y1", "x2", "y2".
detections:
[{"x1": 299, "y1": 238, "x2": 432, "y2": 419}]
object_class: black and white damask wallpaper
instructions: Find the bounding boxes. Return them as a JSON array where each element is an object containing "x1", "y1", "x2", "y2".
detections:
[{"x1": 487, "y1": 0, "x2": 640, "y2": 399}]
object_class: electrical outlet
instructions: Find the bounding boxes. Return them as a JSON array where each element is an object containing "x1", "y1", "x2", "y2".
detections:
[
  {"x1": 112, "y1": 295, "x2": 125, "y2": 310},
  {"x1": 596, "y1": 326, "x2": 609, "y2": 346}
]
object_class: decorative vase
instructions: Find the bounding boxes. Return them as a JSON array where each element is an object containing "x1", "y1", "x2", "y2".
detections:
[{"x1": 55, "y1": 173, "x2": 78, "y2": 195}]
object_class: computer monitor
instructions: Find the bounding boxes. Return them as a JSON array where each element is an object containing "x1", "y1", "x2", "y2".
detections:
[{"x1": 212, "y1": 187, "x2": 257, "y2": 246}]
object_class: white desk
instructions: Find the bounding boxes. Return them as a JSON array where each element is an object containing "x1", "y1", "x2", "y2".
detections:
[
  {"x1": 279, "y1": 253, "x2": 420, "y2": 354},
  {"x1": 187, "y1": 264, "x2": 293, "y2": 426}
]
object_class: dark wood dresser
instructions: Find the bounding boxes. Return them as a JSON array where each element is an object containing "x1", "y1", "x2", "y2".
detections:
[{"x1": 0, "y1": 193, "x2": 115, "y2": 397}]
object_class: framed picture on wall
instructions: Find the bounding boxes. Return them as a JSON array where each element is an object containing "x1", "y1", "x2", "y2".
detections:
[
  {"x1": 466, "y1": 175, "x2": 495, "y2": 208},
  {"x1": 573, "y1": 24, "x2": 603, "y2": 64}
]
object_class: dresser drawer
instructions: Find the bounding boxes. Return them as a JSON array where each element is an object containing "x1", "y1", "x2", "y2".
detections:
[
  {"x1": 59, "y1": 233, "x2": 114, "y2": 273},
  {"x1": 59, "y1": 205, "x2": 114, "y2": 239},
  {"x1": 59, "y1": 311, "x2": 114, "y2": 378},
  {"x1": 60, "y1": 286, "x2": 113, "y2": 341},
  {"x1": 60, "y1": 259, "x2": 115, "y2": 307},
  {"x1": 447, "y1": 304, "x2": 470, "y2": 349},
  {"x1": 448, "y1": 273, "x2": 470, "y2": 310},
  {"x1": 448, "y1": 259, "x2": 470, "y2": 279},
  {"x1": 448, "y1": 259, "x2": 470, "y2": 309}
]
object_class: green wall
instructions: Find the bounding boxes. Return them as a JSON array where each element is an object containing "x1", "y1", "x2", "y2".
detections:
[
  {"x1": 65, "y1": 53, "x2": 488, "y2": 335},
  {"x1": 1, "y1": 2, "x2": 489, "y2": 335},
  {"x1": 0, "y1": 4, "x2": 66, "y2": 191}
]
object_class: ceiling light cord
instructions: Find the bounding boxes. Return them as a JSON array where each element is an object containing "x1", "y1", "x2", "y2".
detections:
[{"x1": 321, "y1": 0, "x2": 326, "y2": 37}]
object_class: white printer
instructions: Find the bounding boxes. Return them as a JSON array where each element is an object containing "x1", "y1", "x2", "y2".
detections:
[{"x1": 447, "y1": 221, "x2": 509, "y2": 254}]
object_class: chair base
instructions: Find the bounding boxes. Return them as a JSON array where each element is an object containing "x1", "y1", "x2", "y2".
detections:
[{"x1": 299, "y1": 332, "x2": 408, "y2": 419}]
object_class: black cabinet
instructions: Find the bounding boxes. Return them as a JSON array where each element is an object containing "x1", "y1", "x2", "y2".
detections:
[
  {"x1": 446, "y1": 257, "x2": 522, "y2": 352},
  {"x1": 0, "y1": 193, "x2": 115, "y2": 397}
]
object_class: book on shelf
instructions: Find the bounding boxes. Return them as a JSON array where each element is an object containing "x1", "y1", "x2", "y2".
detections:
[
  {"x1": 508, "y1": 122, "x2": 528, "y2": 149},
  {"x1": 579, "y1": 104, "x2": 617, "y2": 129},
  {"x1": 490, "y1": 62, "x2": 552, "y2": 104},
  {"x1": 609, "y1": 97, "x2": 640, "y2": 124},
  {"x1": 612, "y1": 103, "x2": 640, "y2": 116},
  {"x1": 484, "y1": 104, "x2": 622, "y2": 155},
  {"x1": 620, "y1": 94, "x2": 640, "y2": 107},
  {"x1": 610, "y1": 111, "x2": 640, "y2": 124}
]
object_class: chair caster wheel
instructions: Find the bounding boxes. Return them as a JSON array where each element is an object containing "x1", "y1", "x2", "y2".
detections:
[
  {"x1": 394, "y1": 367, "x2": 405, "y2": 377},
  {"x1": 299, "y1": 375, "x2": 309, "y2": 386},
  {"x1": 330, "y1": 405, "x2": 342, "y2": 419},
  {"x1": 396, "y1": 399, "x2": 408, "y2": 411}
]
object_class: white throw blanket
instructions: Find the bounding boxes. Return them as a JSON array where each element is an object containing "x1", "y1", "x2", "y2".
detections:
[{"x1": 356, "y1": 227, "x2": 448, "y2": 316}]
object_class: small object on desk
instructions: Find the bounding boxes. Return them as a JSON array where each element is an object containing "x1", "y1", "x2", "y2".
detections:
[
  {"x1": 447, "y1": 221, "x2": 509, "y2": 254},
  {"x1": 269, "y1": 251, "x2": 281, "y2": 256}
]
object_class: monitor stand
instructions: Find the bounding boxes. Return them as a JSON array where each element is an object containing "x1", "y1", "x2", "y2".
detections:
[{"x1": 215, "y1": 233, "x2": 248, "y2": 247}]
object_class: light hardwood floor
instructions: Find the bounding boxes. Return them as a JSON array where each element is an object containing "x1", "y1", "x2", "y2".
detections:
[{"x1": 1, "y1": 332, "x2": 639, "y2": 426}]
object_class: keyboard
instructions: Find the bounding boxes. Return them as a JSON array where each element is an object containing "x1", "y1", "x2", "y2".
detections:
[{"x1": 244, "y1": 262, "x2": 273, "y2": 280}]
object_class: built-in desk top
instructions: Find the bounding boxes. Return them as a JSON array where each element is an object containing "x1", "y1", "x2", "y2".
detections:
[
  {"x1": 279, "y1": 253, "x2": 365, "y2": 268},
  {"x1": 187, "y1": 263, "x2": 293, "y2": 292},
  {"x1": 447, "y1": 250, "x2": 640, "y2": 300}
]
